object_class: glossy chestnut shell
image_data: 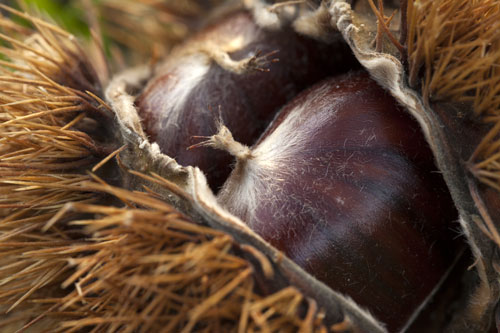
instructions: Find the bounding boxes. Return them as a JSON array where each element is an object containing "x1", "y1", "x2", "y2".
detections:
[
  {"x1": 136, "y1": 11, "x2": 355, "y2": 191},
  {"x1": 217, "y1": 71, "x2": 461, "y2": 331}
]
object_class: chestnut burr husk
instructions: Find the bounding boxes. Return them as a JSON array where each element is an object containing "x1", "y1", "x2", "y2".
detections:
[
  {"x1": 136, "y1": 10, "x2": 356, "y2": 191},
  {"x1": 216, "y1": 71, "x2": 461, "y2": 331}
]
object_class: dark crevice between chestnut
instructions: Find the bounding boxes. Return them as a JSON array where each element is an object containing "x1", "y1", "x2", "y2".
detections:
[
  {"x1": 408, "y1": 246, "x2": 478, "y2": 333},
  {"x1": 434, "y1": 102, "x2": 500, "y2": 231},
  {"x1": 432, "y1": 101, "x2": 500, "y2": 222}
]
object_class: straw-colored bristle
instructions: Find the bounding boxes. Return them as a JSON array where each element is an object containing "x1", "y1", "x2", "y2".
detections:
[
  {"x1": 407, "y1": 0, "x2": 500, "y2": 193},
  {"x1": 407, "y1": 0, "x2": 500, "y2": 111},
  {"x1": 40, "y1": 184, "x2": 327, "y2": 332},
  {"x1": 0, "y1": 5, "x2": 109, "y2": 221},
  {"x1": 367, "y1": 0, "x2": 405, "y2": 54},
  {"x1": 0, "y1": 5, "x2": 108, "y2": 330},
  {"x1": 1, "y1": 177, "x2": 330, "y2": 332},
  {"x1": 90, "y1": 0, "x2": 226, "y2": 65}
]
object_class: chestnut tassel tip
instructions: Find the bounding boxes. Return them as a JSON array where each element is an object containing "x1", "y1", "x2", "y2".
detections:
[
  {"x1": 245, "y1": 49, "x2": 281, "y2": 73},
  {"x1": 189, "y1": 123, "x2": 253, "y2": 162},
  {"x1": 198, "y1": 45, "x2": 280, "y2": 74}
]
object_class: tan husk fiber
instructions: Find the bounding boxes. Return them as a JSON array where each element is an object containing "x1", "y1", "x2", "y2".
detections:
[
  {"x1": 3, "y1": 180, "x2": 330, "y2": 333},
  {"x1": 0, "y1": 182, "x2": 331, "y2": 332},
  {"x1": 0, "y1": 5, "x2": 344, "y2": 333},
  {"x1": 407, "y1": 0, "x2": 500, "y2": 196},
  {"x1": 405, "y1": 9, "x2": 500, "y2": 326},
  {"x1": 85, "y1": 0, "x2": 198, "y2": 67},
  {"x1": 0, "y1": 6, "x2": 108, "y2": 326},
  {"x1": 73, "y1": 0, "x2": 232, "y2": 69}
]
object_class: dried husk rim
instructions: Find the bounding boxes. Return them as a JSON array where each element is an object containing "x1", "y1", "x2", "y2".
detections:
[
  {"x1": 0, "y1": 3, "x2": 384, "y2": 333},
  {"x1": 1, "y1": 0, "x2": 499, "y2": 332}
]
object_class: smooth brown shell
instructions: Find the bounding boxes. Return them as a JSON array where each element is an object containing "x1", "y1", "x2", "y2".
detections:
[{"x1": 217, "y1": 71, "x2": 461, "y2": 331}]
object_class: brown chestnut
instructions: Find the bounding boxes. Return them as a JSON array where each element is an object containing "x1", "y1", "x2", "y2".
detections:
[
  {"x1": 210, "y1": 71, "x2": 460, "y2": 331},
  {"x1": 136, "y1": 10, "x2": 355, "y2": 191}
]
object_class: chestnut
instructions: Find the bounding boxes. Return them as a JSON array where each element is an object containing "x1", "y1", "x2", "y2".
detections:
[
  {"x1": 136, "y1": 10, "x2": 355, "y2": 191},
  {"x1": 209, "y1": 71, "x2": 461, "y2": 331}
]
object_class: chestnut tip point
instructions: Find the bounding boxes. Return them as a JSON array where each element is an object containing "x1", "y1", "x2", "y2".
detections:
[
  {"x1": 186, "y1": 136, "x2": 212, "y2": 151},
  {"x1": 191, "y1": 124, "x2": 253, "y2": 162},
  {"x1": 246, "y1": 49, "x2": 280, "y2": 72}
]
